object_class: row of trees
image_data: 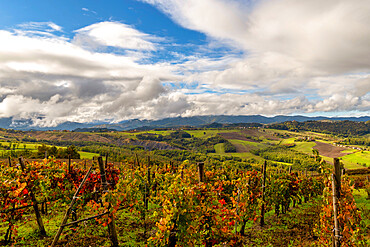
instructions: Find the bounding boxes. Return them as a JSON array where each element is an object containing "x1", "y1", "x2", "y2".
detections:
[{"x1": 267, "y1": 120, "x2": 370, "y2": 136}]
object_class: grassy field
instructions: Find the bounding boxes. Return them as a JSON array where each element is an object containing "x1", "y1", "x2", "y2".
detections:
[
  {"x1": 229, "y1": 139, "x2": 267, "y2": 150},
  {"x1": 293, "y1": 141, "x2": 316, "y2": 154},
  {"x1": 79, "y1": 151, "x2": 99, "y2": 159},
  {"x1": 341, "y1": 151, "x2": 370, "y2": 168},
  {"x1": 214, "y1": 143, "x2": 225, "y2": 154},
  {"x1": 0, "y1": 141, "x2": 98, "y2": 160},
  {"x1": 185, "y1": 129, "x2": 238, "y2": 138}
]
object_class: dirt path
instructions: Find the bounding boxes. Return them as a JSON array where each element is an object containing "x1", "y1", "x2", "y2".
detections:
[{"x1": 313, "y1": 141, "x2": 351, "y2": 158}]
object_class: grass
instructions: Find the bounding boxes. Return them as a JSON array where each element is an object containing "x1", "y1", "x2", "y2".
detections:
[
  {"x1": 229, "y1": 139, "x2": 267, "y2": 150},
  {"x1": 293, "y1": 141, "x2": 316, "y2": 154},
  {"x1": 341, "y1": 151, "x2": 370, "y2": 168},
  {"x1": 280, "y1": 138, "x2": 296, "y2": 145},
  {"x1": 353, "y1": 188, "x2": 370, "y2": 237},
  {"x1": 185, "y1": 129, "x2": 238, "y2": 138},
  {"x1": 214, "y1": 143, "x2": 225, "y2": 154},
  {"x1": 79, "y1": 151, "x2": 99, "y2": 159}
]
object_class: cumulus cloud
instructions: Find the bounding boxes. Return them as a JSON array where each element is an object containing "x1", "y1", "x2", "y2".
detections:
[
  {"x1": 0, "y1": 0, "x2": 370, "y2": 127},
  {"x1": 73, "y1": 22, "x2": 159, "y2": 51},
  {"x1": 0, "y1": 23, "x2": 181, "y2": 125}
]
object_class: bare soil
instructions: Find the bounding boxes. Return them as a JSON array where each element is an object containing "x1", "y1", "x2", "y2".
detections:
[
  {"x1": 218, "y1": 132, "x2": 258, "y2": 142},
  {"x1": 313, "y1": 141, "x2": 351, "y2": 158}
]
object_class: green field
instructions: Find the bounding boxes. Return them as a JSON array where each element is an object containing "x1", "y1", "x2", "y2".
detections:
[
  {"x1": 0, "y1": 141, "x2": 98, "y2": 160},
  {"x1": 229, "y1": 139, "x2": 267, "y2": 150},
  {"x1": 293, "y1": 141, "x2": 316, "y2": 154},
  {"x1": 185, "y1": 129, "x2": 238, "y2": 138},
  {"x1": 341, "y1": 151, "x2": 370, "y2": 168},
  {"x1": 214, "y1": 143, "x2": 225, "y2": 154}
]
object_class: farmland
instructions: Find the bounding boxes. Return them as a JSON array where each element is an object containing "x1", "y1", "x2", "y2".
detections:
[{"x1": 0, "y1": 120, "x2": 369, "y2": 246}]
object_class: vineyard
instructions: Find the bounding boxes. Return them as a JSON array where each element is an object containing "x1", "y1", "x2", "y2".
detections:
[{"x1": 1, "y1": 156, "x2": 369, "y2": 246}]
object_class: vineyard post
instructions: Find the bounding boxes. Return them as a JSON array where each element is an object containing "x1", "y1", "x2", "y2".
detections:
[
  {"x1": 19, "y1": 157, "x2": 46, "y2": 236},
  {"x1": 235, "y1": 188, "x2": 240, "y2": 234},
  {"x1": 97, "y1": 157, "x2": 119, "y2": 247},
  {"x1": 332, "y1": 158, "x2": 342, "y2": 247},
  {"x1": 198, "y1": 162, "x2": 204, "y2": 183},
  {"x1": 260, "y1": 161, "x2": 267, "y2": 227},
  {"x1": 68, "y1": 154, "x2": 71, "y2": 174},
  {"x1": 51, "y1": 167, "x2": 93, "y2": 247},
  {"x1": 105, "y1": 153, "x2": 109, "y2": 167},
  {"x1": 8, "y1": 156, "x2": 11, "y2": 167},
  {"x1": 4, "y1": 203, "x2": 15, "y2": 243},
  {"x1": 44, "y1": 151, "x2": 47, "y2": 159},
  {"x1": 288, "y1": 166, "x2": 292, "y2": 173}
]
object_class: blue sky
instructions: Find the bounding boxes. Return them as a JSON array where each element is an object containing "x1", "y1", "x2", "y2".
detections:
[{"x1": 0, "y1": 0, "x2": 369, "y2": 126}]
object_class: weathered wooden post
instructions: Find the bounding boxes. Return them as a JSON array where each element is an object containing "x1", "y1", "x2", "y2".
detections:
[
  {"x1": 19, "y1": 157, "x2": 46, "y2": 236},
  {"x1": 260, "y1": 161, "x2": 267, "y2": 227},
  {"x1": 198, "y1": 162, "x2": 204, "y2": 183},
  {"x1": 332, "y1": 158, "x2": 342, "y2": 247},
  {"x1": 288, "y1": 166, "x2": 292, "y2": 173},
  {"x1": 98, "y1": 157, "x2": 119, "y2": 247},
  {"x1": 8, "y1": 157, "x2": 11, "y2": 167},
  {"x1": 68, "y1": 154, "x2": 71, "y2": 173}
]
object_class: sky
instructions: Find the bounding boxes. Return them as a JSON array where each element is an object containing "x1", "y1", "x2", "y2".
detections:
[{"x1": 0, "y1": 0, "x2": 369, "y2": 126}]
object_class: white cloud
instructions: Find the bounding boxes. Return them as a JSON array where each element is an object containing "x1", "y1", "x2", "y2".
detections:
[
  {"x1": 73, "y1": 21, "x2": 158, "y2": 51},
  {"x1": 1, "y1": 0, "x2": 370, "y2": 128}
]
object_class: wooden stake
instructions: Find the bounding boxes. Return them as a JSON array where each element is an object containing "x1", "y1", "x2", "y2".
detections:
[
  {"x1": 198, "y1": 162, "x2": 204, "y2": 183},
  {"x1": 19, "y1": 157, "x2": 46, "y2": 236},
  {"x1": 51, "y1": 167, "x2": 93, "y2": 247},
  {"x1": 288, "y1": 166, "x2": 292, "y2": 173},
  {"x1": 97, "y1": 157, "x2": 119, "y2": 247},
  {"x1": 68, "y1": 154, "x2": 71, "y2": 174},
  {"x1": 260, "y1": 161, "x2": 267, "y2": 227},
  {"x1": 332, "y1": 158, "x2": 342, "y2": 247},
  {"x1": 8, "y1": 157, "x2": 11, "y2": 167}
]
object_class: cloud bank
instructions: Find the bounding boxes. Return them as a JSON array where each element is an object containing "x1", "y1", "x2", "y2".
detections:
[{"x1": 0, "y1": 0, "x2": 369, "y2": 126}]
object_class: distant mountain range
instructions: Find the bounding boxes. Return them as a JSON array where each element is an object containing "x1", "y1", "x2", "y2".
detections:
[{"x1": 0, "y1": 115, "x2": 369, "y2": 131}]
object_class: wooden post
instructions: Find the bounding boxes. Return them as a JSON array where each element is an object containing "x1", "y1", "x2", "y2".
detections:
[
  {"x1": 68, "y1": 155, "x2": 71, "y2": 174},
  {"x1": 97, "y1": 157, "x2": 119, "y2": 247},
  {"x1": 8, "y1": 157, "x2": 11, "y2": 167},
  {"x1": 333, "y1": 158, "x2": 341, "y2": 198},
  {"x1": 260, "y1": 161, "x2": 267, "y2": 227},
  {"x1": 51, "y1": 167, "x2": 93, "y2": 247},
  {"x1": 19, "y1": 157, "x2": 46, "y2": 236},
  {"x1": 332, "y1": 158, "x2": 342, "y2": 247},
  {"x1": 198, "y1": 162, "x2": 204, "y2": 183},
  {"x1": 105, "y1": 153, "x2": 109, "y2": 167},
  {"x1": 44, "y1": 151, "x2": 47, "y2": 159},
  {"x1": 288, "y1": 166, "x2": 292, "y2": 173},
  {"x1": 145, "y1": 157, "x2": 151, "y2": 210},
  {"x1": 235, "y1": 188, "x2": 240, "y2": 233}
]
